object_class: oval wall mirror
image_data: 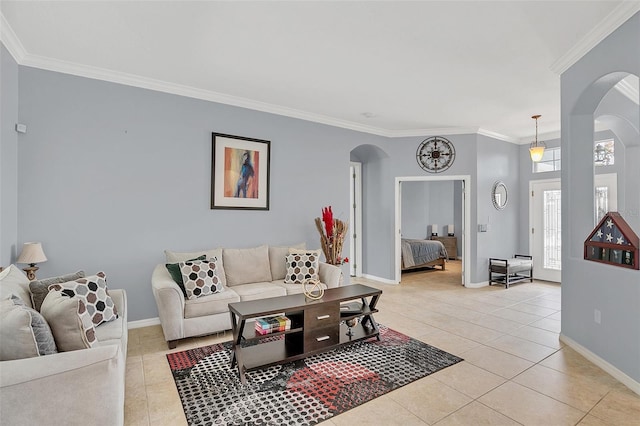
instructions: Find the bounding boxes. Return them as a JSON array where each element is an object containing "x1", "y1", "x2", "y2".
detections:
[{"x1": 492, "y1": 181, "x2": 508, "y2": 210}]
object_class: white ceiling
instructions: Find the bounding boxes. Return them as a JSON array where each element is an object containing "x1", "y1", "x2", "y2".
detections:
[{"x1": 2, "y1": 1, "x2": 639, "y2": 143}]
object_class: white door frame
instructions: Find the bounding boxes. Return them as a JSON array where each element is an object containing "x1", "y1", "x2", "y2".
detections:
[
  {"x1": 529, "y1": 178, "x2": 562, "y2": 282},
  {"x1": 349, "y1": 162, "x2": 363, "y2": 277},
  {"x1": 528, "y1": 174, "x2": 618, "y2": 283},
  {"x1": 394, "y1": 175, "x2": 471, "y2": 286}
]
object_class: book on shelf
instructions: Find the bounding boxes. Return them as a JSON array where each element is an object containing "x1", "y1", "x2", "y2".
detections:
[{"x1": 254, "y1": 315, "x2": 291, "y2": 334}]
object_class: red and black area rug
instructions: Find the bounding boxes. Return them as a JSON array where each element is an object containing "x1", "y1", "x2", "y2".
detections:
[{"x1": 167, "y1": 326, "x2": 463, "y2": 426}]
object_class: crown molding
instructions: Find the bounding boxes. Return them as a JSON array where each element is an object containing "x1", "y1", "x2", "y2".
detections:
[
  {"x1": 550, "y1": 2, "x2": 640, "y2": 75},
  {"x1": 518, "y1": 130, "x2": 562, "y2": 145},
  {"x1": 384, "y1": 127, "x2": 481, "y2": 139},
  {"x1": 13, "y1": 51, "x2": 513, "y2": 141},
  {"x1": 0, "y1": 12, "x2": 551, "y2": 143},
  {"x1": 477, "y1": 128, "x2": 519, "y2": 144},
  {"x1": 615, "y1": 79, "x2": 640, "y2": 105},
  {"x1": 20, "y1": 51, "x2": 407, "y2": 137},
  {"x1": 0, "y1": 13, "x2": 26, "y2": 62}
]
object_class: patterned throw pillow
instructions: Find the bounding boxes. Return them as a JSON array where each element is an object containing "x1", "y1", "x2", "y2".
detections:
[
  {"x1": 284, "y1": 252, "x2": 320, "y2": 284},
  {"x1": 40, "y1": 289, "x2": 97, "y2": 351},
  {"x1": 49, "y1": 272, "x2": 118, "y2": 326},
  {"x1": 166, "y1": 255, "x2": 207, "y2": 297},
  {"x1": 179, "y1": 259, "x2": 224, "y2": 300},
  {"x1": 0, "y1": 294, "x2": 58, "y2": 360}
]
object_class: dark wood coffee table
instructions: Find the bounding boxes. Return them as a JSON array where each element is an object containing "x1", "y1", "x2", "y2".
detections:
[{"x1": 228, "y1": 284, "x2": 382, "y2": 383}]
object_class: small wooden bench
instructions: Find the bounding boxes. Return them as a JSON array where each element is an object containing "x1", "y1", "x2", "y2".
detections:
[{"x1": 489, "y1": 255, "x2": 533, "y2": 288}]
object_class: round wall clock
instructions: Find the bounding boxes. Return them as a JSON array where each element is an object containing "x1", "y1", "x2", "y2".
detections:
[{"x1": 416, "y1": 136, "x2": 456, "y2": 173}]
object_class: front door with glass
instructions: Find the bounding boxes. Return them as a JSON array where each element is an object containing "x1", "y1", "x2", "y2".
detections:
[{"x1": 531, "y1": 180, "x2": 562, "y2": 282}]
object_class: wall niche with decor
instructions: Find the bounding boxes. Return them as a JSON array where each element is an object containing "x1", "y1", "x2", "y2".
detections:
[{"x1": 584, "y1": 212, "x2": 639, "y2": 269}]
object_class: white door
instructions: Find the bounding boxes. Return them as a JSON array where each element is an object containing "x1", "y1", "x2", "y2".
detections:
[
  {"x1": 531, "y1": 180, "x2": 562, "y2": 282},
  {"x1": 531, "y1": 175, "x2": 617, "y2": 283}
]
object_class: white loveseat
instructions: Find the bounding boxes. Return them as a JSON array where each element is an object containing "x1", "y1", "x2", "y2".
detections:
[
  {"x1": 152, "y1": 244, "x2": 342, "y2": 348},
  {"x1": 0, "y1": 265, "x2": 128, "y2": 426}
]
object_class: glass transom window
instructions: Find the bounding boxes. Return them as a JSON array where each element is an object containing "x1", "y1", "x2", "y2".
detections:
[{"x1": 533, "y1": 147, "x2": 561, "y2": 173}]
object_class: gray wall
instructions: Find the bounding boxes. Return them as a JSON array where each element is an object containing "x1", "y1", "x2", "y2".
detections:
[
  {"x1": 8, "y1": 50, "x2": 522, "y2": 322},
  {"x1": 428, "y1": 181, "x2": 455, "y2": 237},
  {"x1": 400, "y1": 180, "x2": 455, "y2": 240},
  {"x1": 357, "y1": 132, "x2": 519, "y2": 283},
  {"x1": 561, "y1": 11, "x2": 639, "y2": 383},
  {"x1": 0, "y1": 45, "x2": 19, "y2": 266},
  {"x1": 474, "y1": 134, "x2": 520, "y2": 281},
  {"x1": 401, "y1": 181, "x2": 430, "y2": 239},
  {"x1": 15, "y1": 65, "x2": 388, "y2": 320}
]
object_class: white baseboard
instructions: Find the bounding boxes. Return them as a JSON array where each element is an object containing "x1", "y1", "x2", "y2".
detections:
[
  {"x1": 361, "y1": 274, "x2": 398, "y2": 285},
  {"x1": 560, "y1": 333, "x2": 640, "y2": 396},
  {"x1": 128, "y1": 317, "x2": 161, "y2": 329},
  {"x1": 465, "y1": 281, "x2": 489, "y2": 288}
]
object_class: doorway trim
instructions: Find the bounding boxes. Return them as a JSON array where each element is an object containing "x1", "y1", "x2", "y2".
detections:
[
  {"x1": 349, "y1": 162, "x2": 363, "y2": 277},
  {"x1": 529, "y1": 178, "x2": 562, "y2": 282},
  {"x1": 394, "y1": 175, "x2": 471, "y2": 286}
]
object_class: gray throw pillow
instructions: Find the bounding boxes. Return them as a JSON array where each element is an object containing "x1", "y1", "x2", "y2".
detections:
[
  {"x1": 29, "y1": 271, "x2": 85, "y2": 312},
  {"x1": 0, "y1": 294, "x2": 58, "y2": 360}
]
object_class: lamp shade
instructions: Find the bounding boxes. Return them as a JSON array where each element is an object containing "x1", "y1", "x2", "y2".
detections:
[
  {"x1": 529, "y1": 146, "x2": 545, "y2": 162},
  {"x1": 16, "y1": 242, "x2": 48, "y2": 265},
  {"x1": 529, "y1": 115, "x2": 545, "y2": 162}
]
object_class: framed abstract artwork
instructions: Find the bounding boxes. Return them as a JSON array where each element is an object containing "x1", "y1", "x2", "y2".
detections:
[{"x1": 211, "y1": 133, "x2": 270, "y2": 210}]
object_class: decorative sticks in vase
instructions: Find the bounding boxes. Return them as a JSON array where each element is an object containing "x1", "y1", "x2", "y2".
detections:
[{"x1": 314, "y1": 206, "x2": 349, "y2": 266}]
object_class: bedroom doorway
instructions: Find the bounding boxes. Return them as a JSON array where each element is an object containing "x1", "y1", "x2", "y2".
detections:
[{"x1": 394, "y1": 175, "x2": 471, "y2": 286}]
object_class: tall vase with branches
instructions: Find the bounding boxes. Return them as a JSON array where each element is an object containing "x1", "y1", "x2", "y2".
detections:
[{"x1": 315, "y1": 206, "x2": 349, "y2": 266}]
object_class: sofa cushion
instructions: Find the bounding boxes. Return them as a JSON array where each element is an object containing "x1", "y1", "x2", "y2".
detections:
[
  {"x1": 93, "y1": 316, "x2": 125, "y2": 343},
  {"x1": 166, "y1": 255, "x2": 206, "y2": 297},
  {"x1": 184, "y1": 287, "x2": 241, "y2": 318},
  {"x1": 29, "y1": 270, "x2": 86, "y2": 312},
  {"x1": 232, "y1": 282, "x2": 287, "y2": 301},
  {"x1": 223, "y1": 245, "x2": 272, "y2": 286},
  {"x1": 165, "y1": 248, "x2": 227, "y2": 287},
  {"x1": 274, "y1": 280, "x2": 328, "y2": 295},
  {"x1": 0, "y1": 294, "x2": 58, "y2": 360},
  {"x1": 179, "y1": 259, "x2": 224, "y2": 300},
  {"x1": 51, "y1": 272, "x2": 118, "y2": 326},
  {"x1": 284, "y1": 251, "x2": 320, "y2": 284},
  {"x1": 40, "y1": 289, "x2": 97, "y2": 351},
  {"x1": 506, "y1": 258, "x2": 533, "y2": 270},
  {"x1": 0, "y1": 265, "x2": 33, "y2": 309},
  {"x1": 268, "y1": 243, "x2": 306, "y2": 281}
]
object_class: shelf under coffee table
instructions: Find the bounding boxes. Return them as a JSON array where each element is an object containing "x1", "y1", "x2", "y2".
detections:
[{"x1": 228, "y1": 284, "x2": 382, "y2": 384}]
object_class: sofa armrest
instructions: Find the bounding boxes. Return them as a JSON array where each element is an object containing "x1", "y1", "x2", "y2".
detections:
[
  {"x1": 109, "y1": 289, "x2": 127, "y2": 323},
  {"x1": 319, "y1": 262, "x2": 342, "y2": 288},
  {"x1": 0, "y1": 345, "x2": 124, "y2": 426},
  {"x1": 151, "y1": 264, "x2": 186, "y2": 342},
  {"x1": 106, "y1": 288, "x2": 128, "y2": 358}
]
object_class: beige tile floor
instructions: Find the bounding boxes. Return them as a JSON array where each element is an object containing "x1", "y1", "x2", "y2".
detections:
[{"x1": 125, "y1": 261, "x2": 640, "y2": 425}]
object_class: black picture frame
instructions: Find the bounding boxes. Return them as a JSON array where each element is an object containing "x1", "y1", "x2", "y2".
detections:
[{"x1": 211, "y1": 133, "x2": 271, "y2": 210}]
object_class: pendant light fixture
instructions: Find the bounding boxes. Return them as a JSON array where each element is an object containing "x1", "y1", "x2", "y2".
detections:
[{"x1": 529, "y1": 114, "x2": 546, "y2": 162}]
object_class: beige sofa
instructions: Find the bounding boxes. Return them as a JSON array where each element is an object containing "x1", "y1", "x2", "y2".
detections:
[
  {"x1": 0, "y1": 265, "x2": 128, "y2": 426},
  {"x1": 152, "y1": 244, "x2": 342, "y2": 348}
]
